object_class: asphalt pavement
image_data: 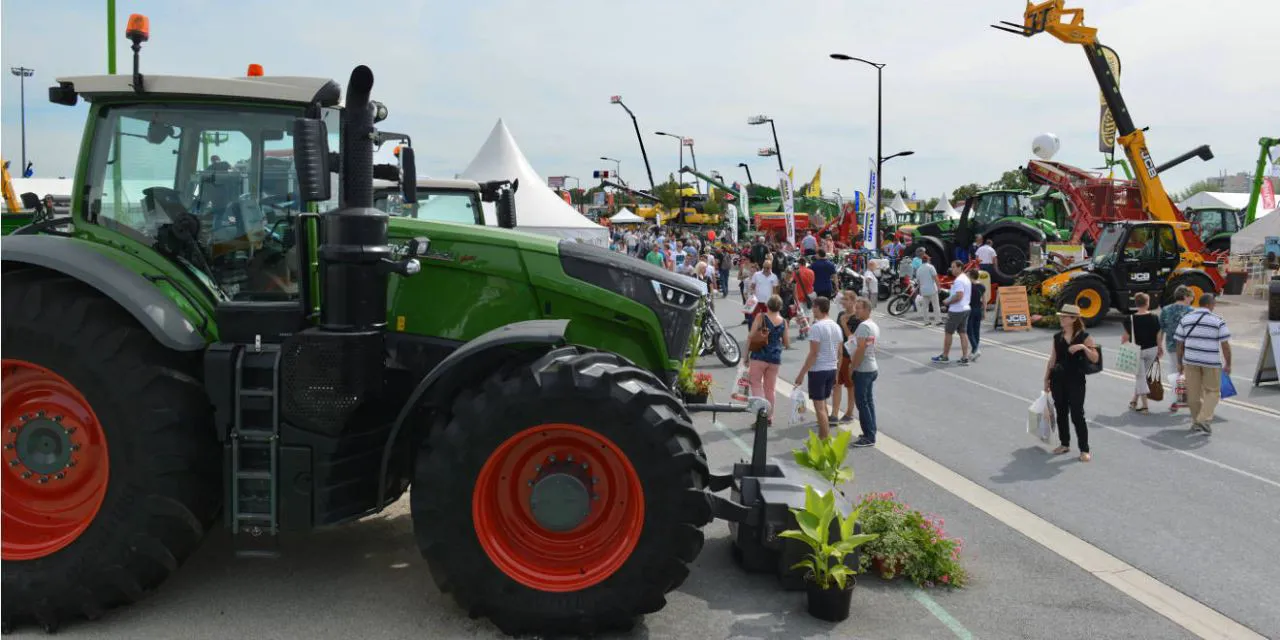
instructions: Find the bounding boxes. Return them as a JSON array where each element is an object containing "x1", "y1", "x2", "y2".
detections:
[{"x1": 11, "y1": 286, "x2": 1277, "y2": 639}]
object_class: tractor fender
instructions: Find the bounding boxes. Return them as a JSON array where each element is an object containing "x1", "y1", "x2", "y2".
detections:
[
  {"x1": 377, "y1": 319, "x2": 570, "y2": 504},
  {"x1": 1, "y1": 234, "x2": 206, "y2": 351},
  {"x1": 984, "y1": 220, "x2": 1046, "y2": 243}
]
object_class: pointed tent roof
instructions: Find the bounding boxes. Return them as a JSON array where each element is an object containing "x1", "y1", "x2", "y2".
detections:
[
  {"x1": 889, "y1": 193, "x2": 910, "y2": 214},
  {"x1": 935, "y1": 193, "x2": 961, "y2": 218},
  {"x1": 610, "y1": 208, "x2": 644, "y2": 223},
  {"x1": 460, "y1": 119, "x2": 608, "y2": 246}
]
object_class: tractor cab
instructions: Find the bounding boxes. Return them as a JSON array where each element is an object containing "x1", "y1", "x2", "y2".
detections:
[{"x1": 1183, "y1": 207, "x2": 1241, "y2": 254}]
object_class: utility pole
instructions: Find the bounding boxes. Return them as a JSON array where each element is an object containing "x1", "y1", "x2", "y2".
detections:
[{"x1": 10, "y1": 67, "x2": 35, "y2": 172}]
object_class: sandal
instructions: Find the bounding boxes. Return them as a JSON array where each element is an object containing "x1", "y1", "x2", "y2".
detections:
[
  {"x1": 1136, "y1": 407, "x2": 1149, "y2": 414},
  {"x1": 1128, "y1": 401, "x2": 1138, "y2": 411},
  {"x1": 1079, "y1": 452, "x2": 1092, "y2": 462},
  {"x1": 1052, "y1": 446, "x2": 1070, "y2": 455}
]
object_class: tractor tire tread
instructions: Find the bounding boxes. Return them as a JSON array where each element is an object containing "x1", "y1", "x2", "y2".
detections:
[
  {"x1": 412, "y1": 347, "x2": 709, "y2": 637},
  {"x1": 1, "y1": 272, "x2": 218, "y2": 633}
]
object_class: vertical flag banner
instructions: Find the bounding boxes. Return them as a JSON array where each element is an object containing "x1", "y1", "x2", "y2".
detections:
[
  {"x1": 1262, "y1": 178, "x2": 1276, "y2": 211},
  {"x1": 742, "y1": 185, "x2": 751, "y2": 234},
  {"x1": 727, "y1": 204, "x2": 740, "y2": 243},
  {"x1": 778, "y1": 169, "x2": 796, "y2": 246},
  {"x1": 864, "y1": 158, "x2": 878, "y2": 248},
  {"x1": 1097, "y1": 45, "x2": 1122, "y2": 154}
]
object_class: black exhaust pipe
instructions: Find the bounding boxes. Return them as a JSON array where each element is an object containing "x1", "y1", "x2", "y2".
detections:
[
  {"x1": 319, "y1": 65, "x2": 391, "y2": 332},
  {"x1": 1155, "y1": 144, "x2": 1213, "y2": 175}
]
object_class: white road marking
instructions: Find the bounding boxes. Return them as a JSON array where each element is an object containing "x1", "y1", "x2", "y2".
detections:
[{"x1": 767, "y1": 374, "x2": 1268, "y2": 640}]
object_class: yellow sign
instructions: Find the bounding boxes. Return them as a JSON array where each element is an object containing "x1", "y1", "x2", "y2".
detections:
[{"x1": 997, "y1": 286, "x2": 1032, "y2": 332}]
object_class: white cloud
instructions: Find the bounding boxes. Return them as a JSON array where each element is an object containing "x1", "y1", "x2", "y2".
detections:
[{"x1": 3, "y1": 0, "x2": 1276, "y2": 199}]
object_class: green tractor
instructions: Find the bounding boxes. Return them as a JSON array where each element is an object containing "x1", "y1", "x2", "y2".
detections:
[
  {"x1": 2, "y1": 26, "x2": 713, "y2": 637},
  {"x1": 907, "y1": 188, "x2": 1065, "y2": 284}
]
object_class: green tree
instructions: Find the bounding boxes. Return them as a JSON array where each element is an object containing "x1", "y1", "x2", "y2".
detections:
[
  {"x1": 879, "y1": 188, "x2": 897, "y2": 204},
  {"x1": 748, "y1": 184, "x2": 779, "y2": 200},
  {"x1": 651, "y1": 173, "x2": 683, "y2": 210},
  {"x1": 923, "y1": 197, "x2": 940, "y2": 211},
  {"x1": 988, "y1": 169, "x2": 1030, "y2": 191},
  {"x1": 952, "y1": 183, "x2": 985, "y2": 202},
  {"x1": 1173, "y1": 179, "x2": 1219, "y2": 203}
]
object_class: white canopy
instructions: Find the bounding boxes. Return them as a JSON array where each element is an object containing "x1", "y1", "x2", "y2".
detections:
[
  {"x1": 935, "y1": 192, "x2": 961, "y2": 219},
  {"x1": 609, "y1": 208, "x2": 644, "y2": 224},
  {"x1": 889, "y1": 193, "x2": 910, "y2": 214},
  {"x1": 1231, "y1": 207, "x2": 1280, "y2": 254},
  {"x1": 1178, "y1": 191, "x2": 1250, "y2": 211},
  {"x1": 460, "y1": 119, "x2": 608, "y2": 247}
]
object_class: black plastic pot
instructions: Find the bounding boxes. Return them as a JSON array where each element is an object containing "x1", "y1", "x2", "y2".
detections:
[
  {"x1": 684, "y1": 391, "x2": 709, "y2": 404},
  {"x1": 806, "y1": 575, "x2": 854, "y2": 622}
]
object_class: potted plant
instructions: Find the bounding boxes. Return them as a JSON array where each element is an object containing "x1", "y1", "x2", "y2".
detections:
[
  {"x1": 855, "y1": 491, "x2": 968, "y2": 588},
  {"x1": 780, "y1": 485, "x2": 878, "y2": 622},
  {"x1": 792, "y1": 430, "x2": 854, "y2": 488}
]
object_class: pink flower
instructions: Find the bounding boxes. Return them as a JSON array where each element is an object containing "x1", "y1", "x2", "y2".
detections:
[{"x1": 940, "y1": 574, "x2": 950, "y2": 584}]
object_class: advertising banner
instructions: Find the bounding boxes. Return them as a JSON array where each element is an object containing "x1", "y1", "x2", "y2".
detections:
[
  {"x1": 1097, "y1": 45, "x2": 1122, "y2": 153},
  {"x1": 864, "y1": 158, "x2": 878, "y2": 248},
  {"x1": 778, "y1": 170, "x2": 796, "y2": 246},
  {"x1": 997, "y1": 286, "x2": 1032, "y2": 332}
]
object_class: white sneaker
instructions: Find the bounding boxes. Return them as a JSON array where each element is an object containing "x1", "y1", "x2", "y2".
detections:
[{"x1": 970, "y1": 350, "x2": 981, "y2": 361}]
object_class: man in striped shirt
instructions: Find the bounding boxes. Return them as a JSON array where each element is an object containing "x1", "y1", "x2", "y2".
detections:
[{"x1": 1174, "y1": 294, "x2": 1232, "y2": 434}]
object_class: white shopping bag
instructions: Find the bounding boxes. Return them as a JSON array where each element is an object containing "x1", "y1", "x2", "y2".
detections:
[
  {"x1": 730, "y1": 363, "x2": 751, "y2": 402},
  {"x1": 742, "y1": 295, "x2": 759, "y2": 314},
  {"x1": 789, "y1": 387, "x2": 809, "y2": 425},
  {"x1": 1028, "y1": 392, "x2": 1053, "y2": 443},
  {"x1": 1038, "y1": 394, "x2": 1055, "y2": 443},
  {"x1": 1114, "y1": 342, "x2": 1141, "y2": 375}
]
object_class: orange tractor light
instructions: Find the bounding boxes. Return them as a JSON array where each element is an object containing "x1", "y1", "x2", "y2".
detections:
[
  {"x1": 393, "y1": 145, "x2": 402, "y2": 158},
  {"x1": 247, "y1": 64, "x2": 264, "y2": 77},
  {"x1": 125, "y1": 14, "x2": 150, "y2": 43}
]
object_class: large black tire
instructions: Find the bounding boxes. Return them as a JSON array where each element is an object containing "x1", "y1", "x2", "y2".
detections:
[
  {"x1": 411, "y1": 347, "x2": 711, "y2": 637},
  {"x1": 1059, "y1": 278, "x2": 1111, "y2": 328},
  {"x1": 990, "y1": 233, "x2": 1031, "y2": 285},
  {"x1": 1164, "y1": 272, "x2": 1217, "y2": 307},
  {"x1": 1, "y1": 270, "x2": 219, "y2": 633}
]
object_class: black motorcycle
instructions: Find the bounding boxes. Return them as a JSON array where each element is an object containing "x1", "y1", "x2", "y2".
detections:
[{"x1": 699, "y1": 301, "x2": 741, "y2": 367}]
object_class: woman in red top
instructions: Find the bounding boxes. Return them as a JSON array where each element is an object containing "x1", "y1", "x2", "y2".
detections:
[{"x1": 795, "y1": 258, "x2": 816, "y2": 309}]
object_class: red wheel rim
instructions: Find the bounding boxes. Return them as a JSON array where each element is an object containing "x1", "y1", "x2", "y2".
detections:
[
  {"x1": 2, "y1": 359, "x2": 110, "y2": 561},
  {"x1": 472, "y1": 423, "x2": 645, "y2": 592}
]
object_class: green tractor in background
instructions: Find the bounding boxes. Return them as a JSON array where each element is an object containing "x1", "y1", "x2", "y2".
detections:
[
  {"x1": 2, "y1": 21, "x2": 711, "y2": 636},
  {"x1": 907, "y1": 188, "x2": 1065, "y2": 284}
]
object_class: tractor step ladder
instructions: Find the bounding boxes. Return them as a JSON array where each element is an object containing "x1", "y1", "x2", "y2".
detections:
[{"x1": 229, "y1": 338, "x2": 282, "y2": 558}]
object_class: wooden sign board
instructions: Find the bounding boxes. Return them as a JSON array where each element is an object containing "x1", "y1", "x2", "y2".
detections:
[{"x1": 996, "y1": 286, "x2": 1032, "y2": 331}]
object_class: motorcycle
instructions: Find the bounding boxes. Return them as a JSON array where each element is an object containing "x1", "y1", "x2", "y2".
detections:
[{"x1": 699, "y1": 299, "x2": 741, "y2": 367}]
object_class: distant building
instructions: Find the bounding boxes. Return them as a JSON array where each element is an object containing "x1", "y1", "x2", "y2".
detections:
[{"x1": 1201, "y1": 171, "x2": 1279, "y2": 193}]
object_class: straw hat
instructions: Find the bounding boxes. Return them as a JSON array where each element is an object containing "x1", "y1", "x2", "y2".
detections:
[{"x1": 1058, "y1": 304, "x2": 1082, "y2": 317}]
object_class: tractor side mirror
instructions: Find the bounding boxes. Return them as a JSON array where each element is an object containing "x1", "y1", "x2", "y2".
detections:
[
  {"x1": 292, "y1": 117, "x2": 331, "y2": 204},
  {"x1": 497, "y1": 180, "x2": 518, "y2": 229},
  {"x1": 19, "y1": 192, "x2": 41, "y2": 211},
  {"x1": 399, "y1": 146, "x2": 418, "y2": 205}
]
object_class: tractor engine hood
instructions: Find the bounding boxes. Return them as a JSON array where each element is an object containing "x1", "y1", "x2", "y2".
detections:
[{"x1": 557, "y1": 240, "x2": 706, "y2": 362}]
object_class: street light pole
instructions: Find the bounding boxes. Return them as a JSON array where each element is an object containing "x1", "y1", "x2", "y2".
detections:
[
  {"x1": 600, "y1": 156, "x2": 622, "y2": 183},
  {"x1": 610, "y1": 96, "x2": 656, "y2": 191},
  {"x1": 655, "y1": 131, "x2": 687, "y2": 190},
  {"x1": 10, "y1": 67, "x2": 35, "y2": 173}
]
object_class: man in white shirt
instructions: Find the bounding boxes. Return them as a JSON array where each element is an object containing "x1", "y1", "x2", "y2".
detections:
[
  {"x1": 915, "y1": 255, "x2": 942, "y2": 325},
  {"x1": 975, "y1": 236, "x2": 998, "y2": 280},
  {"x1": 932, "y1": 260, "x2": 972, "y2": 365},
  {"x1": 795, "y1": 297, "x2": 843, "y2": 440}
]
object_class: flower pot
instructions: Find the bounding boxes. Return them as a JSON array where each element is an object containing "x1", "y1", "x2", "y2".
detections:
[
  {"x1": 872, "y1": 556, "x2": 903, "y2": 578},
  {"x1": 685, "y1": 391, "x2": 709, "y2": 404},
  {"x1": 806, "y1": 576, "x2": 854, "y2": 622}
]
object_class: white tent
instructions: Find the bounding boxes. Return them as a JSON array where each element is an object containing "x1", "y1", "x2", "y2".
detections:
[
  {"x1": 1231, "y1": 208, "x2": 1280, "y2": 254},
  {"x1": 609, "y1": 208, "x2": 644, "y2": 224},
  {"x1": 934, "y1": 192, "x2": 961, "y2": 219},
  {"x1": 460, "y1": 119, "x2": 608, "y2": 247},
  {"x1": 1178, "y1": 191, "x2": 1251, "y2": 211},
  {"x1": 889, "y1": 193, "x2": 910, "y2": 214}
]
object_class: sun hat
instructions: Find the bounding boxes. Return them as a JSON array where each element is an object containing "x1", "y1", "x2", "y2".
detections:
[{"x1": 1058, "y1": 304, "x2": 1082, "y2": 317}]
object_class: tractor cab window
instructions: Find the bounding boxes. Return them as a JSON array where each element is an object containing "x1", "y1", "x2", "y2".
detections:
[
  {"x1": 1091, "y1": 225, "x2": 1125, "y2": 267},
  {"x1": 973, "y1": 194, "x2": 1006, "y2": 225},
  {"x1": 377, "y1": 189, "x2": 484, "y2": 225},
  {"x1": 1155, "y1": 225, "x2": 1178, "y2": 258},
  {"x1": 85, "y1": 105, "x2": 312, "y2": 300}
]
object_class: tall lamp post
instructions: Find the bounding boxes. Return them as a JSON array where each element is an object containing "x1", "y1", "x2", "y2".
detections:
[
  {"x1": 830, "y1": 53, "x2": 915, "y2": 243},
  {"x1": 747, "y1": 115, "x2": 785, "y2": 173},
  {"x1": 610, "y1": 96, "x2": 656, "y2": 191},
  {"x1": 10, "y1": 66, "x2": 35, "y2": 173},
  {"x1": 655, "y1": 131, "x2": 696, "y2": 192},
  {"x1": 737, "y1": 162, "x2": 754, "y2": 186},
  {"x1": 599, "y1": 156, "x2": 622, "y2": 184}
]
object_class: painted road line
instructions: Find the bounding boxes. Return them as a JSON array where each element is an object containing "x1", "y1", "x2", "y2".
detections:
[
  {"x1": 707, "y1": 415, "x2": 977, "y2": 639},
  {"x1": 887, "y1": 315, "x2": 1279, "y2": 419},
  {"x1": 769, "y1": 375, "x2": 1266, "y2": 640},
  {"x1": 879, "y1": 347, "x2": 1280, "y2": 491}
]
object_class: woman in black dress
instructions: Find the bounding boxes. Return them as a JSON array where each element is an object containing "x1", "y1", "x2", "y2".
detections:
[
  {"x1": 1122, "y1": 292, "x2": 1163, "y2": 413},
  {"x1": 1043, "y1": 304, "x2": 1100, "y2": 462}
]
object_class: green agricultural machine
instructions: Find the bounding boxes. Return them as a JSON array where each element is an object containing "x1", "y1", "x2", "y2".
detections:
[
  {"x1": 2, "y1": 21, "x2": 718, "y2": 636},
  {"x1": 907, "y1": 188, "x2": 1065, "y2": 284}
]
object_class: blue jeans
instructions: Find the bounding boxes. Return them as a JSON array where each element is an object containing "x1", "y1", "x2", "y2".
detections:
[
  {"x1": 967, "y1": 308, "x2": 983, "y2": 352},
  {"x1": 853, "y1": 370, "x2": 878, "y2": 441}
]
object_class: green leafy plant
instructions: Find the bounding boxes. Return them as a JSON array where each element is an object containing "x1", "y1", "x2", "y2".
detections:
[
  {"x1": 855, "y1": 492, "x2": 968, "y2": 588},
  {"x1": 792, "y1": 430, "x2": 854, "y2": 486},
  {"x1": 779, "y1": 486, "x2": 878, "y2": 591}
]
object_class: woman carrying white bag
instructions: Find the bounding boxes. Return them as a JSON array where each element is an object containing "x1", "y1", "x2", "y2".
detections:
[{"x1": 1121, "y1": 293, "x2": 1163, "y2": 413}]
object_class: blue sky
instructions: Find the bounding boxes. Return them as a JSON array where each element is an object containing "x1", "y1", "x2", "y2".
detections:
[{"x1": 2, "y1": 0, "x2": 1277, "y2": 199}]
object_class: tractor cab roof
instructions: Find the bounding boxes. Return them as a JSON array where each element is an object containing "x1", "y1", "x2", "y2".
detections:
[{"x1": 51, "y1": 74, "x2": 342, "y2": 107}]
